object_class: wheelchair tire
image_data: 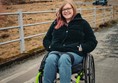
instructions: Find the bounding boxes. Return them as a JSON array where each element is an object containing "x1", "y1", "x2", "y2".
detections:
[
  {"x1": 85, "y1": 54, "x2": 95, "y2": 83},
  {"x1": 36, "y1": 72, "x2": 43, "y2": 83},
  {"x1": 39, "y1": 75, "x2": 43, "y2": 83}
]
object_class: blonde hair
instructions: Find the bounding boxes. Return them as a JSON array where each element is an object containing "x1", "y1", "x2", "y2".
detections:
[{"x1": 55, "y1": 1, "x2": 77, "y2": 29}]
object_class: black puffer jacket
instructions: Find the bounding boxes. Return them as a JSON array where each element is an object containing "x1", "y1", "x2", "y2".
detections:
[{"x1": 43, "y1": 13, "x2": 98, "y2": 56}]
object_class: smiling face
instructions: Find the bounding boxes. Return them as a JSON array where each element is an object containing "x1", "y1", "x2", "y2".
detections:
[{"x1": 62, "y1": 3, "x2": 74, "y2": 22}]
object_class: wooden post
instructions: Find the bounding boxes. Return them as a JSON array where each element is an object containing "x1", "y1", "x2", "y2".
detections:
[
  {"x1": 94, "y1": 7, "x2": 96, "y2": 28},
  {"x1": 103, "y1": 7, "x2": 106, "y2": 23},
  {"x1": 111, "y1": 6, "x2": 114, "y2": 20},
  {"x1": 18, "y1": 10, "x2": 25, "y2": 53}
]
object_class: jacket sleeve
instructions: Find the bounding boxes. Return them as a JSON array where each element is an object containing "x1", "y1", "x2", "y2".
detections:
[
  {"x1": 81, "y1": 20, "x2": 98, "y2": 53},
  {"x1": 43, "y1": 21, "x2": 55, "y2": 51}
]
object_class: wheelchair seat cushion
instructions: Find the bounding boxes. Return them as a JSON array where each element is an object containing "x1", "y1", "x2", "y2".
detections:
[{"x1": 72, "y1": 63, "x2": 83, "y2": 74}]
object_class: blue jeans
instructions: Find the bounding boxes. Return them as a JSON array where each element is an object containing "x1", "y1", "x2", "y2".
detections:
[{"x1": 43, "y1": 51, "x2": 83, "y2": 83}]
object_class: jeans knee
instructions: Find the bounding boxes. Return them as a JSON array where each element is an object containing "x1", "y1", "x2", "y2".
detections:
[
  {"x1": 46, "y1": 54, "x2": 58, "y2": 65},
  {"x1": 58, "y1": 54, "x2": 71, "y2": 66}
]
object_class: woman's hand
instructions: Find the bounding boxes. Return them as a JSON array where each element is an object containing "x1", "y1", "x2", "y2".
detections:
[{"x1": 77, "y1": 45, "x2": 83, "y2": 51}]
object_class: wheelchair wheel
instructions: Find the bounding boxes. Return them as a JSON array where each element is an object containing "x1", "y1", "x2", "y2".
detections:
[{"x1": 85, "y1": 54, "x2": 95, "y2": 83}]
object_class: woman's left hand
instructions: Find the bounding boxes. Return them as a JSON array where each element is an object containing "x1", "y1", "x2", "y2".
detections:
[{"x1": 77, "y1": 45, "x2": 83, "y2": 51}]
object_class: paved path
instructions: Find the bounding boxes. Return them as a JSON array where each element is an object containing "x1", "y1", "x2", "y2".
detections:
[
  {"x1": 0, "y1": 24, "x2": 118, "y2": 83},
  {"x1": 94, "y1": 24, "x2": 118, "y2": 83}
]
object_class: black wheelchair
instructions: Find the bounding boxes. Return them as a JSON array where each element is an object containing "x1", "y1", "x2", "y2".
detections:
[{"x1": 35, "y1": 53, "x2": 95, "y2": 83}]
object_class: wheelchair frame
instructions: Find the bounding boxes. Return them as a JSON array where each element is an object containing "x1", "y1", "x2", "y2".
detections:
[{"x1": 36, "y1": 53, "x2": 95, "y2": 83}]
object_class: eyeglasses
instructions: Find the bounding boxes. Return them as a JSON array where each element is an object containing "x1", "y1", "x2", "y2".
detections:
[{"x1": 62, "y1": 8, "x2": 72, "y2": 12}]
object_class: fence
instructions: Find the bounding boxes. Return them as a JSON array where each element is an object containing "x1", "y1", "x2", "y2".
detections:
[
  {"x1": 0, "y1": 6, "x2": 113, "y2": 54},
  {"x1": 78, "y1": 6, "x2": 113, "y2": 27}
]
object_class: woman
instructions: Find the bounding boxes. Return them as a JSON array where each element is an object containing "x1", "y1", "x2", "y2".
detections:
[{"x1": 43, "y1": 1, "x2": 98, "y2": 83}]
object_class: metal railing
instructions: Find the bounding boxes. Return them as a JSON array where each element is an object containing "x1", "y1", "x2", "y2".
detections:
[{"x1": 0, "y1": 6, "x2": 113, "y2": 54}]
